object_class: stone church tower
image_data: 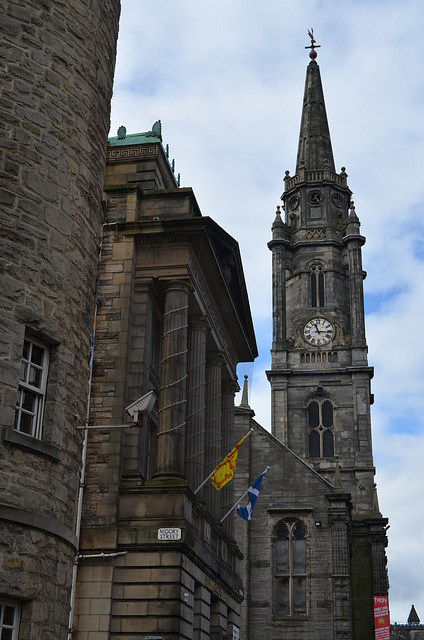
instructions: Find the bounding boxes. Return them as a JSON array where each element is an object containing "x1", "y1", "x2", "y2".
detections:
[{"x1": 234, "y1": 42, "x2": 388, "y2": 640}]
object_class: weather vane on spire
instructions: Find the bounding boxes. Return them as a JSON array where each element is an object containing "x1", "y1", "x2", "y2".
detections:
[{"x1": 305, "y1": 28, "x2": 320, "y2": 60}]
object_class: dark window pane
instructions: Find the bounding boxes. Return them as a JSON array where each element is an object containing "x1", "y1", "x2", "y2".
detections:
[
  {"x1": 19, "y1": 412, "x2": 34, "y2": 435},
  {"x1": 308, "y1": 402, "x2": 319, "y2": 429},
  {"x1": 276, "y1": 523, "x2": 289, "y2": 540},
  {"x1": 309, "y1": 430, "x2": 320, "y2": 457},
  {"x1": 318, "y1": 271, "x2": 324, "y2": 307},
  {"x1": 311, "y1": 272, "x2": 317, "y2": 307},
  {"x1": 275, "y1": 539, "x2": 289, "y2": 573},
  {"x1": 323, "y1": 430, "x2": 334, "y2": 457},
  {"x1": 22, "y1": 340, "x2": 30, "y2": 360},
  {"x1": 2, "y1": 630, "x2": 13, "y2": 640},
  {"x1": 293, "y1": 577, "x2": 306, "y2": 613},
  {"x1": 31, "y1": 344, "x2": 44, "y2": 367},
  {"x1": 29, "y1": 365, "x2": 42, "y2": 388},
  {"x1": 322, "y1": 401, "x2": 333, "y2": 427},
  {"x1": 22, "y1": 390, "x2": 36, "y2": 412},
  {"x1": 292, "y1": 521, "x2": 305, "y2": 540},
  {"x1": 292, "y1": 539, "x2": 306, "y2": 573},
  {"x1": 3, "y1": 606, "x2": 15, "y2": 625},
  {"x1": 276, "y1": 577, "x2": 289, "y2": 614}
]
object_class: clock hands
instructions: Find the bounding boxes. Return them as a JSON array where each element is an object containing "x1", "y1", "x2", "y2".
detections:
[{"x1": 313, "y1": 321, "x2": 322, "y2": 334}]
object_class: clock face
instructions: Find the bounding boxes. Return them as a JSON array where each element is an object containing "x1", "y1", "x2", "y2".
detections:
[{"x1": 303, "y1": 318, "x2": 334, "y2": 346}]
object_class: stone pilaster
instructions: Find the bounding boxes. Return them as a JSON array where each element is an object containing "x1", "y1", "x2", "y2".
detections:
[
  {"x1": 328, "y1": 494, "x2": 353, "y2": 639},
  {"x1": 204, "y1": 355, "x2": 223, "y2": 520},
  {"x1": 185, "y1": 318, "x2": 208, "y2": 492},
  {"x1": 155, "y1": 281, "x2": 190, "y2": 478},
  {"x1": 368, "y1": 518, "x2": 389, "y2": 595}
]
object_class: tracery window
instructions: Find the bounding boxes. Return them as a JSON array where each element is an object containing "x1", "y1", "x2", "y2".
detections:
[
  {"x1": 308, "y1": 395, "x2": 334, "y2": 457},
  {"x1": 310, "y1": 265, "x2": 324, "y2": 307},
  {"x1": 275, "y1": 520, "x2": 307, "y2": 615},
  {"x1": 14, "y1": 337, "x2": 49, "y2": 440}
]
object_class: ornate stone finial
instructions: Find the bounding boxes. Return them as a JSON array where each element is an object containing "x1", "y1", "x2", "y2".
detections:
[
  {"x1": 305, "y1": 28, "x2": 321, "y2": 60},
  {"x1": 117, "y1": 125, "x2": 127, "y2": 139},
  {"x1": 239, "y1": 375, "x2": 251, "y2": 409},
  {"x1": 349, "y1": 200, "x2": 359, "y2": 222},
  {"x1": 372, "y1": 483, "x2": 382, "y2": 517}
]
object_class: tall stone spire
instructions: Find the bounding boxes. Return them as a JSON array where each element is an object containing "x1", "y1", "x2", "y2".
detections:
[{"x1": 296, "y1": 34, "x2": 335, "y2": 172}]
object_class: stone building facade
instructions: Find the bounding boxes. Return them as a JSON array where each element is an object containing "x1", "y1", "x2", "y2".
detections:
[
  {"x1": 234, "y1": 48, "x2": 389, "y2": 640},
  {"x1": 72, "y1": 125, "x2": 257, "y2": 638},
  {"x1": 0, "y1": 1, "x2": 120, "y2": 638}
]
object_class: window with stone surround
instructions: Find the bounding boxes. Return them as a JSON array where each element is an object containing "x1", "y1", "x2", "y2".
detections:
[
  {"x1": 274, "y1": 520, "x2": 307, "y2": 615},
  {"x1": 308, "y1": 395, "x2": 334, "y2": 457},
  {"x1": 310, "y1": 265, "x2": 324, "y2": 307},
  {"x1": 0, "y1": 599, "x2": 20, "y2": 640},
  {"x1": 14, "y1": 337, "x2": 49, "y2": 440}
]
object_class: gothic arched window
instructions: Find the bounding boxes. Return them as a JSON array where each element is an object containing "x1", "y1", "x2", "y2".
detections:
[
  {"x1": 308, "y1": 396, "x2": 334, "y2": 457},
  {"x1": 310, "y1": 265, "x2": 324, "y2": 307},
  {"x1": 274, "y1": 520, "x2": 307, "y2": 615}
]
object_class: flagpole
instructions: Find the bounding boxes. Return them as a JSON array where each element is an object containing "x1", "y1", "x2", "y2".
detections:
[
  {"x1": 193, "y1": 429, "x2": 253, "y2": 495},
  {"x1": 220, "y1": 466, "x2": 270, "y2": 523}
]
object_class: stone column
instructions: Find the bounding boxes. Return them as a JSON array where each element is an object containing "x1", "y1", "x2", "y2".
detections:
[
  {"x1": 204, "y1": 355, "x2": 223, "y2": 520},
  {"x1": 185, "y1": 318, "x2": 208, "y2": 492},
  {"x1": 155, "y1": 281, "x2": 190, "y2": 478}
]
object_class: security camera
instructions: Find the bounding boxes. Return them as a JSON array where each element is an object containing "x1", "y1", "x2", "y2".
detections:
[{"x1": 125, "y1": 390, "x2": 157, "y2": 422}]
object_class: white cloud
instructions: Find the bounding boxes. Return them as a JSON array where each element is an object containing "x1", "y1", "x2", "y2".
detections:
[{"x1": 112, "y1": 0, "x2": 424, "y2": 623}]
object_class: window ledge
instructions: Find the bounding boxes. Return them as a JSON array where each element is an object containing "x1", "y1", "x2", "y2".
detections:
[
  {"x1": 3, "y1": 429, "x2": 62, "y2": 462},
  {"x1": 274, "y1": 614, "x2": 309, "y2": 621}
]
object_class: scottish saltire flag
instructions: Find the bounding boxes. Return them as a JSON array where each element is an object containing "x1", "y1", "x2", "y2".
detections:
[
  {"x1": 211, "y1": 432, "x2": 250, "y2": 491},
  {"x1": 237, "y1": 468, "x2": 269, "y2": 521}
]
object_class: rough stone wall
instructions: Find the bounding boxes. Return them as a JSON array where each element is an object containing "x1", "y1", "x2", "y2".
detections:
[{"x1": 0, "y1": 1, "x2": 120, "y2": 637}]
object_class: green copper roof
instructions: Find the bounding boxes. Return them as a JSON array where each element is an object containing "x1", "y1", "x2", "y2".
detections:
[{"x1": 108, "y1": 120, "x2": 162, "y2": 146}]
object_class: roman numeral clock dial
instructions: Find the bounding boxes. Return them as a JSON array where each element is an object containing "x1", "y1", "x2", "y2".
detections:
[{"x1": 303, "y1": 317, "x2": 334, "y2": 346}]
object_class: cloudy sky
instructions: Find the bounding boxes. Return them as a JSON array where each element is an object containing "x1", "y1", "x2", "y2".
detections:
[{"x1": 110, "y1": 0, "x2": 424, "y2": 624}]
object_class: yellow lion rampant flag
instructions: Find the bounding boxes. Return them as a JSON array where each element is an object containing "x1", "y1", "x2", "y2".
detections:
[{"x1": 211, "y1": 432, "x2": 250, "y2": 491}]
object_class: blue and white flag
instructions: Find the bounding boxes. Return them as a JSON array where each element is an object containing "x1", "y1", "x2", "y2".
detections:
[{"x1": 237, "y1": 468, "x2": 269, "y2": 521}]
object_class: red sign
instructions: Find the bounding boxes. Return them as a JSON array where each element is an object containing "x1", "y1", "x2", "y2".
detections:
[{"x1": 374, "y1": 596, "x2": 390, "y2": 640}]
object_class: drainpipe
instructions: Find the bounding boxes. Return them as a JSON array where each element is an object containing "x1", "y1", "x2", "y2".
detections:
[{"x1": 67, "y1": 238, "x2": 103, "y2": 640}]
